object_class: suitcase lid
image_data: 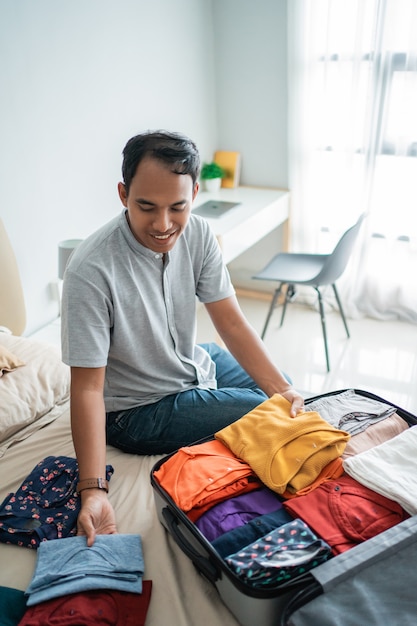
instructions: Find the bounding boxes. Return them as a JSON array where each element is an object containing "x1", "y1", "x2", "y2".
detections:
[{"x1": 281, "y1": 515, "x2": 417, "y2": 626}]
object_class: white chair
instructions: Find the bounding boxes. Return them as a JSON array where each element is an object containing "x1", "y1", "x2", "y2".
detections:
[{"x1": 253, "y1": 213, "x2": 366, "y2": 371}]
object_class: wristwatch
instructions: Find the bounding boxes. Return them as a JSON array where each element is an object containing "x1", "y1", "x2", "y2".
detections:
[{"x1": 77, "y1": 477, "x2": 109, "y2": 494}]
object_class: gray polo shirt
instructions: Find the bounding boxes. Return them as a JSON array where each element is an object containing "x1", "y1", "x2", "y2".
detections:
[{"x1": 61, "y1": 210, "x2": 235, "y2": 412}]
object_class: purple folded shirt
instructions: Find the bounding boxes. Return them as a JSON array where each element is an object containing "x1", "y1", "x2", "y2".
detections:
[{"x1": 195, "y1": 487, "x2": 283, "y2": 542}]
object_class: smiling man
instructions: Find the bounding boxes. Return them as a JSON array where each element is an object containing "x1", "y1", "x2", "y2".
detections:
[{"x1": 61, "y1": 130, "x2": 304, "y2": 545}]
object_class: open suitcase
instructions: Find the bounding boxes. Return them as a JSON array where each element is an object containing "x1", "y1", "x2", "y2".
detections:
[{"x1": 150, "y1": 389, "x2": 417, "y2": 626}]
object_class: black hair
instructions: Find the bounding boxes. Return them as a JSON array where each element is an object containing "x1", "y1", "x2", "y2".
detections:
[{"x1": 121, "y1": 130, "x2": 201, "y2": 196}]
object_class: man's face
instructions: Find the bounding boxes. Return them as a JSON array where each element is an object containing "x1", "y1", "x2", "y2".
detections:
[{"x1": 118, "y1": 157, "x2": 199, "y2": 253}]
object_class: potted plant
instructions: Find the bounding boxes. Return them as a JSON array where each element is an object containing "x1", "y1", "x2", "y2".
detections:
[{"x1": 200, "y1": 161, "x2": 226, "y2": 192}]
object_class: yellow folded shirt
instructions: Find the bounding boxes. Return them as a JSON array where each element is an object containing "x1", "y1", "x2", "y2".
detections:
[{"x1": 215, "y1": 394, "x2": 350, "y2": 494}]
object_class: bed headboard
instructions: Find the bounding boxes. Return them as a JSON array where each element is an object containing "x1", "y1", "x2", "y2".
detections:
[{"x1": 0, "y1": 218, "x2": 26, "y2": 335}]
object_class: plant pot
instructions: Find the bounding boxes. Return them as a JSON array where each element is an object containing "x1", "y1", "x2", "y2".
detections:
[{"x1": 203, "y1": 178, "x2": 222, "y2": 192}]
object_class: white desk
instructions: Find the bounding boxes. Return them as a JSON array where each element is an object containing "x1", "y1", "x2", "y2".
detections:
[{"x1": 192, "y1": 186, "x2": 290, "y2": 265}]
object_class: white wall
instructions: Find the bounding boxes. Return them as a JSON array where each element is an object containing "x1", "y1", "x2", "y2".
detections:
[
  {"x1": 1, "y1": 0, "x2": 289, "y2": 334},
  {"x1": 212, "y1": 0, "x2": 288, "y2": 188},
  {"x1": 0, "y1": 0, "x2": 218, "y2": 334},
  {"x1": 212, "y1": 0, "x2": 289, "y2": 286}
]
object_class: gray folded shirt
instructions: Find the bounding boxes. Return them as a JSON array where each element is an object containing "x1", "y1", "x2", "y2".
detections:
[{"x1": 305, "y1": 389, "x2": 396, "y2": 435}]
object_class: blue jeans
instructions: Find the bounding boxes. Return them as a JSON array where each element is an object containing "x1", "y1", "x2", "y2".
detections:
[{"x1": 106, "y1": 342, "x2": 268, "y2": 454}]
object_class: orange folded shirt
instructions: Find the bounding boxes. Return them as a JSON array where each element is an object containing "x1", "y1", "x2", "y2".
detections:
[{"x1": 153, "y1": 439, "x2": 262, "y2": 521}]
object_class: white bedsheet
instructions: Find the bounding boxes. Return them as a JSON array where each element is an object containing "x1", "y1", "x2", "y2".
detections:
[{"x1": 0, "y1": 405, "x2": 240, "y2": 625}]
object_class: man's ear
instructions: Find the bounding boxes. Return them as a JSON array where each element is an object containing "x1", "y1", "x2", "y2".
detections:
[
  {"x1": 118, "y1": 182, "x2": 128, "y2": 207},
  {"x1": 192, "y1": 181, "x2": 200, "y2": 202}
]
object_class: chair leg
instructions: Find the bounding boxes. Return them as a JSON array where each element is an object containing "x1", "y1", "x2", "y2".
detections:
[
  {"x1": 280, "y1": 283, "x2": 293, "y2": 327},
  {"x1": 332, "y1": 284, "x2": 350, "y2": 338},
  {"x1": 315, "y1": 287, "x2": 330, "y2": 372},
  {"x1": 261, "y1": 284, "x2": 283, "y2": 339}
]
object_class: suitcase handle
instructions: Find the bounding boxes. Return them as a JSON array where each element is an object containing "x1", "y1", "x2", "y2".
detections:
[{"x1": 162, "y1": 506, "x2": 220, "y2": 584}]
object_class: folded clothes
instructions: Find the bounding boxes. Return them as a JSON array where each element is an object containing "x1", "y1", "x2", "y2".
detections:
[
  {"x1": 195, "y1": 487, "x2": 284, "y2": 542},
  {"x1": 153, "y1": 439, "x2": 262, "y2": 521},
  {"x1": 25, "y1": 534, "x2": 144, "y2": 606},
  {"x1": 19, "y1": 582, "x2": 152, "y2": 626},
  {"x1": 284, "y1": 475, "x2": 409, "y2": 554},
  {"x1": 225, "y1": 518, "x2": 332, "y2": 588},
  {"x1": 215, "y1": 394, "x2": 349, "y2": 495},
  {"x1": 342, "y1": 412, "x2": 408, "y2": 458},
  {"x1": 305, "y1": 389, "x2": 397, "y2": 435},
  {"x1": 0, "y1": 456, "x2": 114, "y2": 548},
  {"x1": 343, "y1": 425, "x2": 417, "y2": 515},
  {"x1": 212, "y1": 508, "x2": 294, "y2": 559},
  {"x1": 0, "y1": 585, "x2": 27, "y2": 625}
]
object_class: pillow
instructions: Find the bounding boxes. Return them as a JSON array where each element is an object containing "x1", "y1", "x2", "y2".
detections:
[
  {"x1": 0, "y1": 344, "x2": 25, "y2": 376},
  {"x1": 0, "y1": 334, "x2": 70, "y2": 451}
]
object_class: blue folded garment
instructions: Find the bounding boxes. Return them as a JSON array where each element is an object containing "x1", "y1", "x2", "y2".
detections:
[{"x1": 25, "y1": 534, "x2": 144, "y2": 606}]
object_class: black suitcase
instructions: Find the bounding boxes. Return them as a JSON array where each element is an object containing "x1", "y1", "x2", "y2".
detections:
[{"x1": 150, "y1": 389, "x2": 417, "y2": 626}]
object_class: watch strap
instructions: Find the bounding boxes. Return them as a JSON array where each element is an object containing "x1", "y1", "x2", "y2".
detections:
[{"x1": 77, "y1": 477, "x2": 109, "y2": 494}]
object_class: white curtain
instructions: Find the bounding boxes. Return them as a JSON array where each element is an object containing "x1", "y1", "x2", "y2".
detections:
[{"x1": 288, "y1": 0, "x2": 417, "y2": 322}]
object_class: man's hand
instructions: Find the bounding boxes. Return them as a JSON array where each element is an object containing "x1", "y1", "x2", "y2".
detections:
[
  {"x1": 280, "y1": 388, "x2": 305, "y2": 417},
  {"x1": 77, "y1": 490, "x2": 118, "y2": 547}
]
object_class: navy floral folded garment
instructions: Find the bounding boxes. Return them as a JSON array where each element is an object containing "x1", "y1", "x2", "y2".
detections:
[
  {"x1": 225, "y1": 518, "x2": 332, "y2": 588},
  {"x1": 0, "y1": 456, "x2": 113, "y2": 548}
]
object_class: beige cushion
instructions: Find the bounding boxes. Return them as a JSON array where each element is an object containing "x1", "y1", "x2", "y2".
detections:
[
  {"x1": 0, "y1": 334, "x2": 70, "y2": 451},
  {"x1": 0, "y1": 344, "x2": 25, "y2": 376},
  {"x1": 0, "y1": 218, "x2": 26, "y2": 335}
]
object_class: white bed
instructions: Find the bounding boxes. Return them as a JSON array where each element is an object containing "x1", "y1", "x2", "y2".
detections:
[{"x1": 0, "y1": 218, "x2": 240, "y2": 625}]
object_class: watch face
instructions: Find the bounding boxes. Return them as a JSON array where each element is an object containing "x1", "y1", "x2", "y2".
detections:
[{"x1": 97, "y1": 477, "x2": 108, "y2": 490}]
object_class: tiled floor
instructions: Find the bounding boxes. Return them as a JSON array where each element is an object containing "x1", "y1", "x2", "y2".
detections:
[
  {"x1": 196, "y1": 295, "x2": 417, "y2": 415},
  {"x1": 33, "y1": 297, "x2": 417, "y2": 415}
]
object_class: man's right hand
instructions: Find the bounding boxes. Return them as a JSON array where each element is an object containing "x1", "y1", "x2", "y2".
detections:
[{"x1": 77, "y1": 490, "x2": 118, "y2": 547}]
